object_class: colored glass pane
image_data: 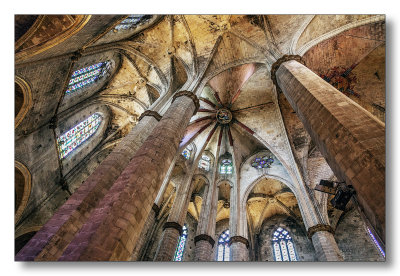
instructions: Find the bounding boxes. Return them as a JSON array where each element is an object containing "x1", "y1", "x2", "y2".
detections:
[
  {"x1": 217, "y1": 229, "x2": 230, "y2": 261},
  {"x1": 220, "y1": 159, "x2": 232, "y2": 174},
  {"x1": 114, "y1": 15, "x2": 152, "y2": 31},
  {"x1": 367, "y1": 228, "x2": 385, "y2": 258},
  {"x1": 66, "y1": 61, "x2": 111, "y2": 94},
  {"x1": 272, "y1": 227, "x2": 297, "y2": 261},
  {"x1": 174, "y1": 225, "x2": 188, "y2": 261},
  {"x1": 198, "y1": 155, "x2": 211, "y2": 171},
  {"x1": 251, "y1": 156, "x2": 274, "y2": 169},
  {"x1": 57, "y1": 113, "x2": 102, "y2": 159},
  {"x1": 182, "y1": 149, "x2": 190, "y2": 159}
]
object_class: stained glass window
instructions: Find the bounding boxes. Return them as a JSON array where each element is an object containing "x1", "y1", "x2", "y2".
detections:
[
  {"x1": 66, "y1": 61, "x2": 111, "y2": 95},
  {"x1": 217, "y1": 229, "x2": 230, "y2": 261},
  {"x1": 251, "y1": 156, "x2": 274, "y2": 169},
  {"x1": 114, "y1": 15, "x2": 152, "y2": 31},
  {"x1": 367, "y1": 228, "x2": 385, "y2": 258},
  {"x1": 182, "y1": 144, "x2": 193, "y2": 160},
  {"x1": 220, "y1": 159, "x2": 233, "y2": 174},
  {"x1": 173, "y1": 224, "x2": 188, "y2": 261},
  {"x1": 198, "y1": 155, "x2": 211, "y2": 171},
  {"x1": 272, "y1": 227, "x2": 298, "y2": 261},
  {"x1": 57, "y1": 113, "x2": 102, "y2": 159}
]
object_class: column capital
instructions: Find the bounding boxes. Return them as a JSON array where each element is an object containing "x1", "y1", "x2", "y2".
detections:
[
  {"x1": 172, "y1": 91, "x2": 200, "y2": 115},
  {"x1": 307, "y1": 224, "x2": 334, "y2": 239},
  {"x1": 270, "y1": 55, "x2": 305, "y2": 93},
  {"x1": 228, "y1": 235, "x2": 249, "y2": 248},
  {"x1": 163, "y1": 221, "x2": 183, "y2": 235},
  {"x1": 194, "y1": 234, "x2": 215, "y2": 248},
  {"x1": 138, "y1": 110, "x2": 162, "y2": 121}
]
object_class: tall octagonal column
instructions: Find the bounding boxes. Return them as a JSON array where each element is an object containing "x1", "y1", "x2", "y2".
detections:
[
  {"x1": 229, "y1": 236, "x2": 249, "y2": 261},
  {"x1": 193, "y1": 182, "x2": 217, "y2": 261},
  {"x1": 16, "y1": 110, "x2": 162, "y2": 261},
  {"x1": 52, "y1": 91, "x2": 198, "y2": 261},
  {"x1": 272, "y1": 56, "x2": 385, "y2": 244},
  {"x1": 307, "y1": 224, "x2": 343, "y2": 261},
  {"x1": 154, "y1": 170, "x2": 196, "y2": 261}
]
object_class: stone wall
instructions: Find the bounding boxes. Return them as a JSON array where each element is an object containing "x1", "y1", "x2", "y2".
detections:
[
  {"x1": 335, "y1": 208, "x2": 384, "y2": 261},
  {"x1": 182, "y1": 214, "x2": 198, "y2": 261},
  {"x1": 15, "y1": 124, "x2": 63, "y2": 229}
]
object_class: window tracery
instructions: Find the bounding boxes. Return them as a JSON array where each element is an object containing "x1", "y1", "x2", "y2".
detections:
[
  {"x1": 220, "y1": 159, "x2": 233, "y2": 174},
  {"x1": 198, "y1": 155, "x2": 211, "y2": 171},
  {"x1": 251, "y1": 156, "x2": 274, "y2": 169},
  {"x1": 114, "y1": 15, "x2": 152, "y2": 31},
  {"x1": 57, "y1": 113, "x2": 102, "y2": 159},
  {"x1": 66, "y1": 61, "x2": 111, "y2": 95},
  {"x1": 173, "y1": 224, "x2": 188, "y2": 261},
  {"x1": 217, "y1": 229, "x2": 230, "y2": 261},
  {"x1": 272, "y1": 227, "x2": 298, "y2": 261}
]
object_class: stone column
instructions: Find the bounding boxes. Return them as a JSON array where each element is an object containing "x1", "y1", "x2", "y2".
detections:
[
  {"x1": 30, "y1": 91, "x2": 199, "y2": 261},
  {"x1": 307, "y1": 224, "x2": 343, "y2": 261},
  {"x1": 154, "y1": 170, "x2": 195, "y2": 261},
  {"x1": 16, "y1": 110, "x2": 162, "y2": 261},
  {"x1": 130, "y1": 157, "x2": 178, "y2": 261},
  {"x1": 271, "y1": 55, "x2": 385, "y2": 243},
  {"x1": 130, "y1": 203, "x2": 160, "y2": 261},
  {"x1": 193, "y1": 183, "x2": 217, "y2": 261},
  {"x1": 193, "y1": 234, "x2": 215, "y2": 261},
  {"x1": 229, "y1": 236, "x2": 249, "y2": 261}
]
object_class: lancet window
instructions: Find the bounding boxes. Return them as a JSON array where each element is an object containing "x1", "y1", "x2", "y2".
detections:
[
  {"x1": 114, "y1": 15, "x2": 152, "y2": 31},
  {"x1": 272, "y1": 227, "x2": 298, "y2": 261},
  {"x1": 57, "y1": 113, "x2": 102, "y2": 159},
  {"x1": 66, "y1": 61, "x2": 111, "y2": 94},
  {"x1": 220, "y1": 159, "x2": 233, "y2": 174},
  {"x1": 173, "y1": 224, "x2": 188, "y2": 261},
  {"x1": 217, "y1": 229, "x2": 230, "y2": 261}
]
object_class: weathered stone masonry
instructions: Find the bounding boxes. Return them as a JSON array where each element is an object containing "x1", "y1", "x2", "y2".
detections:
[
  {"x1": 16, "y1": 112, "x2": 161, "y2": 261},
  {"x1": 274, "y1": 58, "x2": 385, "y2": 244}
]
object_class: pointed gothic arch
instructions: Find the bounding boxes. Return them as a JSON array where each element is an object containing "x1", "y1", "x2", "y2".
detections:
[
  {"x1": 15, "y1": 76, "x2": 32, "y2": 128},
  {"x1": 15, "y1": 161, "x2": 32, "y2": 224}
]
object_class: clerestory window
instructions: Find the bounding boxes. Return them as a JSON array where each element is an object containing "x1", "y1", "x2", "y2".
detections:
[
  {"x1": 182, "y1": 144, "x2": 193, "y2": 160},
  {"x1": 57, "y1": 113, "x2": 102, "y2": 159},
  {"x1": 251, "y1": 156, "x2": 274, "y2": 169},
  {"x1": 198, "y1": 155, "x2": 211, "y2": 171},
  {"x1": 220, "y1": 159, "x2": 233, "y2": 174},
  {"x1": 66, "y1": 61, "x2": 111, "y2": 95},
  {"x1": 114, "y1": 15, "x2": 152, "y2": 31}
]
